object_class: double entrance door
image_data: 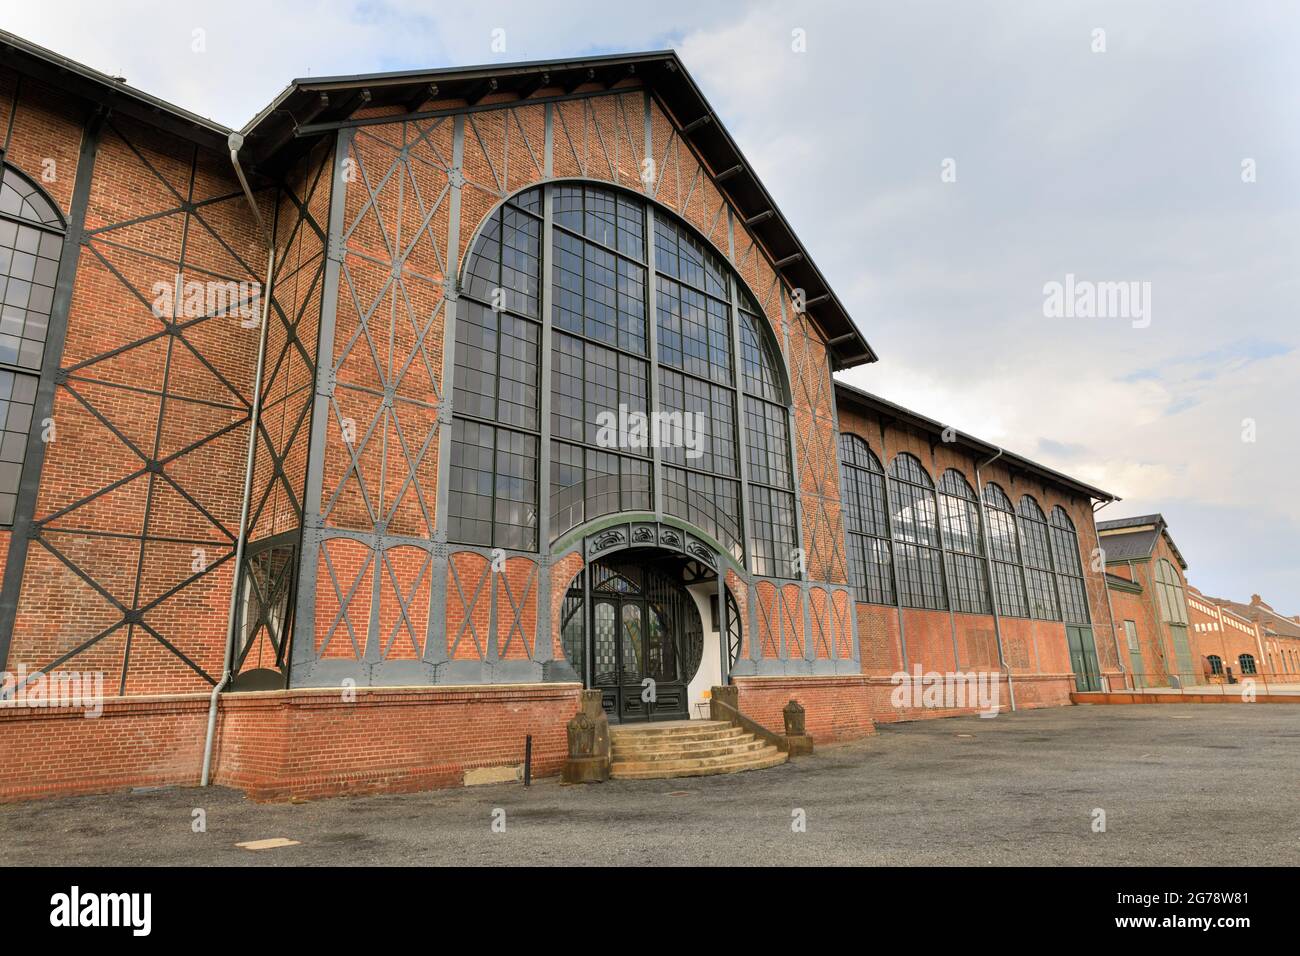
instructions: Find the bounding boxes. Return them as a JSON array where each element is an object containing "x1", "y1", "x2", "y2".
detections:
[
  {"x1": 1066, "y1": 624, "x2": 1102, "y2": 692},
  {"x1": 591, "y1": 593, "x2": 689, "y2": 722}
]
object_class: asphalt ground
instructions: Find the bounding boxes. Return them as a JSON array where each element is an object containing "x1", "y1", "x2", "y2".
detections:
[{"x1": 2, "y1": 704, "x2": 1296, "y2": 866}]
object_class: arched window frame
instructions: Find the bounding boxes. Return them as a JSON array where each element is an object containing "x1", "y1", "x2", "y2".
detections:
[
  {"x1": 1016, "y1": 494, "x2": 1061, "y2": 621},
  {"x1": 447, "y1": 181, "x2": 797, "y2": 574},
  {"x1": 983, "y1": 482, "x2": 1028, "y2": 618},
  {"x1": 1238, "y1": 653, "x2": 1257, "y2": 675},
  {"x1": 0, "y1": 163, "x2": 67, "y2": 527},
  {"x1": 1206, "y1": 654, "x2": 1223, "y2": 676},
  {"x1": 1153, "y1": 558, "x2": 1189, "y2": 626},
  {"x1": 938, "y1": 469, "x2": 990, "y2": 614},
  {"x1": 838, "y1": 434, "x2": 894, "y2": 605},
  {"x1": 1049, "y1": 506, "x2": 1091, "y2": 624},
  {"x1": 888, "y1": 453, "x2": 946, "y2": 610}
]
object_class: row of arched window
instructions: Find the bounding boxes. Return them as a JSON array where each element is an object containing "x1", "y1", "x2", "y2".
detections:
[{"x1": 839, "y1": 434, "x2": 1092, "y2": 623}]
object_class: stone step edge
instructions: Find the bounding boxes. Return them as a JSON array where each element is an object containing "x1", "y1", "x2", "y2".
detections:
[
  {"x1": 611, "y1": 739, "x2": 768, "y2": 763},
  {"x1": 610, "y1": 746, "x2": 786, "y2": 774},
  {"x1": 610, "y1": 752, "x2": 788, "y2": 780}
]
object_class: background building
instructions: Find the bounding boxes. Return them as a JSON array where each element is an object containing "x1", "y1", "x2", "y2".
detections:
[
  {"x1": 1099, "y1": 514, "x2": 1195, "y2": 688},
  {"x1": 1187, "y1": 589, "x2": 1300, "y2": 683}
]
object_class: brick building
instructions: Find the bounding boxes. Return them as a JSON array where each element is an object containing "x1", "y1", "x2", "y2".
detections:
[
  {"x1": 1098, "y1": 514, "x2": 1196, "y2": 688},
  {"x1": 0, "y1": 31, "x2": 1130, "y2": 801},
  {"x1": 1186, "y1": 589, "x2": 1300, "y2": 684}
]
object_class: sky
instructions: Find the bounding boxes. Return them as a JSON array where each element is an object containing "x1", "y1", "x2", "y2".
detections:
[{"x1": 3, "y1": 0, "x2": 1297, "y2": 609}]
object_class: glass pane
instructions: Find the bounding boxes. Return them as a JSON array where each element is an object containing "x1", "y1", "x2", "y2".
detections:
[
  {"x1": 593, "y1": 601, "x2": 617, "y2": 687},
  {"x1": 621, "y1": 602, "x2": 643, "y2": 684}
]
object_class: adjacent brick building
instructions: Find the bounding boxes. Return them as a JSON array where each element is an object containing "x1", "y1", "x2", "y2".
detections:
[
  {"x1": 1186, "y1": 589, "x2": 1300, "y2": 684},
  {"x1": 1099, "y1": 514, "x2": 1196, "y2": 688},
  {"x1": 0, "y1": 29, "x2": 1247, "y2": 802}
]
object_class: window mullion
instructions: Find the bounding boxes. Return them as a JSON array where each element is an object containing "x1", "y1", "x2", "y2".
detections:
[
  {"x1": 727, "y1": 272, "x2": 756, "y2": 574},
  {"x1": 644, "y1": 204, "x2": 663, "y2": 519},
  {"x1": 538, "y1": 183, "x2": 554, "y2": 547}
]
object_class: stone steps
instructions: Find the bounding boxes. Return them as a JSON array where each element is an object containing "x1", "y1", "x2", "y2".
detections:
[
  {"x1": 608, "y1": 719, "x2": 788, "y2": 780},
  {"x1": 612, "y1": 737, "x2": 771, "y2": 763}
]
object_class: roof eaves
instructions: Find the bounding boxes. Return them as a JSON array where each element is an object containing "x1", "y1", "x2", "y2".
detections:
[
  {"x1": 0, "y1": 28, "x2": 232, "y2": 149},
  {"x1": 832, "y1": 381, "x2": 1119, "y2": 502}
]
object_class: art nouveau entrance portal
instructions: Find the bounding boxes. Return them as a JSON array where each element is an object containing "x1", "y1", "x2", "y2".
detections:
[{"x1": 561, "y1": 555, "x2": 708, "y2": 723}]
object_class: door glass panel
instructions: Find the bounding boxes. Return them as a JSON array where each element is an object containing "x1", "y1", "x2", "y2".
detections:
[
  {"x1": 593, "y1": 600, "x2": 617, "y2": 686},
  {"x1": 621, "y1": 602, "x2": 644, "y2": 683},
  {"x1": 647, "y1": 603, "x2": 676, "y2": 682}
]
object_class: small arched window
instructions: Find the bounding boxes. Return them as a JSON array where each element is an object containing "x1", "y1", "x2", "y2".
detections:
[
  {"x1": 0, "y1": 164, "x2": 66, "y2": 525},
  {"x1": 1206, "y1": 655, "x2": 1223, "y2": 675},
  {"x1": 838, "y1": 434, "x2": 894, "y2": 605},
  {"x1": 1153, "y1": 558, "x2": 1189, "y2": 626},
  {"x1": 1049, "y1": 506, "x2": 1090, "y2": 624},
  {"x1": 938, "y1": 469, "x2": 989, "y2": 614},
  {"x1": 889, "y1": 453, "x2": 945, "y2": 610},
  {"x1": 1016, "y1": 495, "x2": 1060, "y2": 621},
  {"x1": 983, "y1": 483, "x2": 1027, "y2": 617},
  {"x1": 1238, "y1": 653, "x2": 1257, "y2": 675}
]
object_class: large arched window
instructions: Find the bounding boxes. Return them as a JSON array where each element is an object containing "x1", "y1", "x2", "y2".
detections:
[
  {"x1": 1238, "y1": 653, "x2": 1257, "y2": 675},
  {"x1": 449, "y1": 182, "x2": 795, "y2": 573},
  {"x1": 983, "y1": 483, "x2": 1028, "y2": 618},
  {"x1": 1049, "y1": 506, "x2": 1090, "y2": 623},
  {"x1": 838, "y1": 434, "x2": 894, "y2": 604},
  {"x1": 1017, "y1": 495, "x2": 1060, "y2": 620},
  {"x1": 1153, "y1": 558, "x2": 1188, "y2": 625},
  {"x1": 0, "y1": 164, "x2": 66, "y2": 525},
  {"x1": 938, "y1": 469, "x2": 989, "y2": 614},
  {"x1": 889, "y1": 453, "x2": 945, "y2": 610}
]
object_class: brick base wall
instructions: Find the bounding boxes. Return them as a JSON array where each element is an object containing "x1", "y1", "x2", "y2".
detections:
[
  {"x1": 1, "y1": 684, "x2": 581, "y2": 803},
  {"x1": 0, "y1": 694, "x2": 211, "y2": 802},
  {"x1": 734, "y1": 676, "x2": 877, "y2": 742},
  {"x1": 733, "y1": 672, "x2": 1074, "y2": 742},
  {"x1": 211, "y1": 684, "x2": 580, "y2": 801},
  {"x1": 2, "y1": 673, "x2": 1079, "y2": 802}
]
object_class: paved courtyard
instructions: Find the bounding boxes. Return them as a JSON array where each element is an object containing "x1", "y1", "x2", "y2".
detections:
[{"x1": 2, "y1": 704, "x2": 1297, "y2": 866}]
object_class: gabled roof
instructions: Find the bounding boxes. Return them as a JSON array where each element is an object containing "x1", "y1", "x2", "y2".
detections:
[
  {"x1": 0, "y1": 28, "x2": 231, "y2": 150},
  {"x1": 832, "y1": 382, "x2": 1119, "y2": 502},
  {"x1": 240, "y1": 50, "x2": 876, "y2": 369},
  {"x1": 1097, "y1": 513, "x2": 1187, "y2": 569},
  {"x1": 0, "y1": 35, "x2": 875, "y2": 370},
  {"x1": 1202, "y1": 596, "x2": 1300, "y2": 640},
  {"x1": 1098, "y1": 530, "x2": 1160, "y2": 564}
]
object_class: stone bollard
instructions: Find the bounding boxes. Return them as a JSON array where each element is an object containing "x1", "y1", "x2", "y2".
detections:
[
  {"x1": 783, "y1": 698, "x2": 814, "y2": 756},
  {"x1": 562, "y1": 689, "x2": 610, "y2": 783}
]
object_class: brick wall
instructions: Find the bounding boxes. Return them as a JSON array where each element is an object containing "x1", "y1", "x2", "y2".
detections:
[
  {"x1": 0, "y1": 682, "x2": 580, "y2": 802},
  {"x1": 1, "y1": 70, "x2": 266, "y2": 696}
]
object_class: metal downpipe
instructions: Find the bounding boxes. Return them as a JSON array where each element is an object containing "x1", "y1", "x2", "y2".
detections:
[
  {"x1": 201, "y1": 132, "x2": 274, "y2": 787},
  {"x1": 1092, "y1": 497, "x2": 1130, "y2": 691}
]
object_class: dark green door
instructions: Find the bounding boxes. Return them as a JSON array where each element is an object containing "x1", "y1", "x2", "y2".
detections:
[
  {"x1": 1067, "y1": 625, "x2": 1102, "y2": 692},
  {"x1": 1124, "y1": 620, "x2": 1146, "y2": 688},
  {"x1": 591, "y1": 594, "x2": 688, "y2": 722},
  {"x1": 1167, "y1": 623, "x2": 1194, "y2": 686}
]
